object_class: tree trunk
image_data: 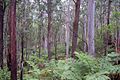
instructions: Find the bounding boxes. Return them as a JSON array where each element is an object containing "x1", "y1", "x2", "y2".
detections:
[
  {"x1": 54, "y1": 32, "x2": 57, "y2": 60},
  {"x1": 104, "y1": 0, "x2": 112, "y2": 54},
  {"x1": 88, "y1": 0, "x2": 95, "y2": 56},
  {"x1": 72, "y1": 0, "x2": 81, "y2": 58},
  {"x1": 38, "y1": 31, "x2": 41, "y2": 58},
  {"x1": 0, "y1": 0, "x2": 4, "y2": 69},
  {"x1": 83, "y1": 15, "x2": 87, "y2": 52},
  {"x1": 20, "y1": 33, "x2": 24, "y2": 80},
  {"x1": 107, "y1": 0, "x2": 112, "y2": 25},
  {"x1": 37, "y1": 0, "x2": 42, "y2": 58},
  {"x1": 107, "y1": 0, "x2": 112, "y2": 47},
  {"x1": 38, "y1": 17, "x2": 42, "y2": 58},
  {"x1": 65, "y1": 0, "x2": 70, "y2": 59},
  {"x1": 9, "y1": 0, "x2": 17, "y2": 79},
  {"x1": 47, "y1": 0, "x2": 52, "y2": 60}
]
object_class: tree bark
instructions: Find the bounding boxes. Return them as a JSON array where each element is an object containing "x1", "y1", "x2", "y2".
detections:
[
  {"x1": 107, "y1": 0, "x2": 112, "y2": 25},
  {"x1": 83, "y1": 15, "x2": 87, "y2": 52},
  {"x1": 88, "y1": 0, "x2": 95, "y2": 56},
  {"x1": 37, "y1": 0, "x2": 42, "y2": 58},
  {"x1": 20, "y1": 33, "x2": 24, "y2": 80},
  {"x1": 54, "y1": 32, "x2": 57, "y2": 60},
  {"x1": 104, "y1": 0, "x2": 112, "y2": 54},
  {"x1": 0, "y1": 0, "x2": 4, "y2": 69},
  {"x1": 44, "y1": 36, "x2": 48, "y2": 54},
  {"x1": 65, "y1": 0, "x2": 70, "y2": 59},
  {"x1": 47, "y1": 0, "x2": 52, "y2": 60},
  {"x1": 9, "y1": 0, "x2": 17, "y2": 79},
  {"x1": 72, "y1": 0, "x2": 81, "y2": 58}
]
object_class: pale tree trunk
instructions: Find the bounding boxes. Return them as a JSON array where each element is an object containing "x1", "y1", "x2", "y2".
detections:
[
  {"x1": 88, "y1": 0, "x2": 95, "y2": 56},
  {"x1": 44, "y1": 36, "x2": 48, "y2": 54},
  {"x1": 72, "y1": 0, "x2": 81, "y2": 58},
  {"x1": 83, "y1": 15, "x2": 87, "y2": 52},
  {"x1": 0, "y1": 0, "x2": 4, "y2": 69},
  {"x1": 65, "y1": 0, "x2": 70, "y2": 59},
  {"x1": 9, "y1": 0, "x2": 17, "y2": 79}
]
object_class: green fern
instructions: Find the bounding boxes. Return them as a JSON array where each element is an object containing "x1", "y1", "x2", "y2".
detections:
[
  {"x1": 0, "y1": 67, "x2": 10, "y2": 80},
  {"x1": 23, "y1": 51, "x2": 120, "y2": 80}
]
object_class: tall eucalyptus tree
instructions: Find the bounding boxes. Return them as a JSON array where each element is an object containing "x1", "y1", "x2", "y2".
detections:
[
  {"x1": 47, "y1": 0, "x2": 52, "y2": 60},
  {"x1": 9, "y1": 0, "x2": 17, "y2": 79},
  {"x1": 72, "y1": 0, "x2": 81, "y2": 58},
  {"x1": 0, "y1": 0, "x2": 4, "y2": 69},
  {"x1": 65, "y1": 0, "x2": 70, "y2": 59},
  {"x1": 87, "y1": 0, "x2": 95, "y2": 56}
]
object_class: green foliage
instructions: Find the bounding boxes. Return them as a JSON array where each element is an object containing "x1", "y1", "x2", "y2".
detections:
[
  {"x1": 23, "y1": 54, "x2": 46, "y2": 80},
  {"x1": 0, "y1": 68, "x2": 10, "y2": 80},
  {"x1": 105, "y1": 52, "x2": 120, "y2": 62},
  {"x1": 24, "y1": 60, "x2": 41, "y2": 80},
  {"x1": 43, "y1": 52, "x2": 120, "y2": 80},
  {"x1": 85, "y1": 71, "x2": 110, "y2": 80},
  {"x1": 23, "y1": 52, "x2": 120, "y2": 80},
  {"x1": 52, "y1": 44, "x2": 66, "y2": 55},
  {"x1": 28, "y1": 54, "x2": 47, "y2": 64},
  {"x1": 95, "y1": 22, "x2": 117, "y2": 55},
  {"x1": 99, "y1": 53, "x2": 120, "y2": 74},
  {"x1": 95, "y1": 11, "x2": 120, "y2": 55},
  {"x1": 112, "y1": 12, "x2": 120, "y2": 19}
]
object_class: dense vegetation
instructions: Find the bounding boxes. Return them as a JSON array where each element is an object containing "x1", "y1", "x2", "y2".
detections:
[
  {"x1": 1, "y1": 52, "x2": 120, "y2": 80},
  {"x1": 0, "y1": 0, "x2": 120, "y2": 80}
]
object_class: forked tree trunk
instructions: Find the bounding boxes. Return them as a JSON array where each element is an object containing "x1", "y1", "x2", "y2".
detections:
[
  {"x1": 0, "y1": 0, "x2": 4, "y2": 69},
  {"x1": 9, "y1": 0, "x2": 17, "y2": 79},
  {"x1": 88, "y1": 0, "x2": 95, "y2": 56},
  {"x1": 72, "y1": 0, "x2": 81, "y2": 58}
]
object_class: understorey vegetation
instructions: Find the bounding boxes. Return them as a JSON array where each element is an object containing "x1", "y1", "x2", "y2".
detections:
[
  {"x1": 0, "y1": 0, "x2": 120, "y2": 80},
  {"x1": 21, "y1": 52, "x2": 120, "y2": 80}
]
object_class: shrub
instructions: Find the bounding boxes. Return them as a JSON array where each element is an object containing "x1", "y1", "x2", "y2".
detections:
[{"x1": 0, "y1": 67, "x2": 10, "y2": 80}]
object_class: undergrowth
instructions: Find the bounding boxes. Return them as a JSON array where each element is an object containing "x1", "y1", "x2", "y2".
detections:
[
  {"x1": 23, "y1": 52, "x2": 120, "y2": 80},
  {"x1": 0, "y1": 67, "x2": 10, "y2": 80}
]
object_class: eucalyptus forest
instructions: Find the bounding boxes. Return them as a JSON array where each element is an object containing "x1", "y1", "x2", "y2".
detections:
[{"x1": 0, "y1": 0, "x2": 120, "y2": 80}]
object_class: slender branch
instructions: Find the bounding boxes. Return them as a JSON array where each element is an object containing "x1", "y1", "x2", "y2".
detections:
[{"x1": 72, "y1": 0, "x2": 76, "y2": 4}]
